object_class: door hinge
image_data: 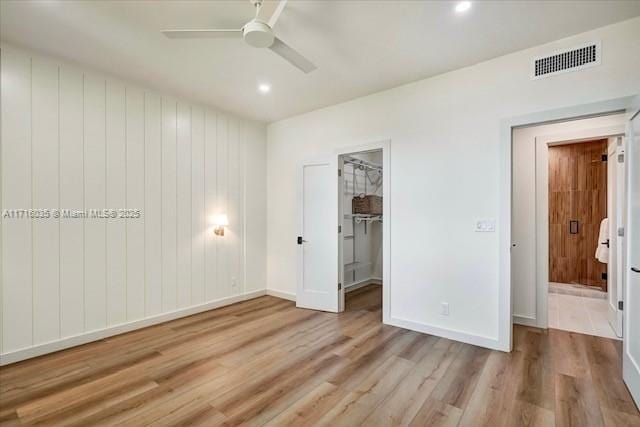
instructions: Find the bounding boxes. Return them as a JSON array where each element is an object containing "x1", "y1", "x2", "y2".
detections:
[
  {"x1": 602, "y1": 272, "x2": 607, "y2": 281},
  {"x1": 338, "y1": 283, "x2": 342, "y2": 290},
  {"x1": 618, "y1": 227, "x2": 624, "y2": 237},
  {"x1": 601, "y1": 154, "x2": 608, "y2": 162},
  {"x1": 619, "y1": 301, "x2": 624, "y2": 311},
  {"x1": 618, "y1": 153, "x2": 624, "y2": 163},
  {"x1": 338, "y1": 169, "x2": 342, "y2": 177},
  {"x1": 338, "y1": 225, "x2": 342, "y2": 233}
]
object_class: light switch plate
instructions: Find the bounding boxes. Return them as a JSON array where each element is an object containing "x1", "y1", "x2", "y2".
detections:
[{"x1": 475, "y1": 219, "x2": 496, "y2": 232}]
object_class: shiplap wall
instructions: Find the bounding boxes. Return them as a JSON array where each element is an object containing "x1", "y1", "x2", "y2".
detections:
[{"x1": 0, "y1": 45, "x2": 267, "y2": 359}]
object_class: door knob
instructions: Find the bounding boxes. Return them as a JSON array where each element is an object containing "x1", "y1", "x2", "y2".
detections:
[{"x1": 632, "y1": 267, "x2": 640, "y2": 273}]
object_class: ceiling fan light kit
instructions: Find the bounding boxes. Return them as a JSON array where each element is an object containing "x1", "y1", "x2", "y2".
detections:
[
  {"x1": 162, "y1": 0, "x2": 316, "y2": 74},
  {"x1": 243, "y1": 20, "x2": 274, "y2": 48}
]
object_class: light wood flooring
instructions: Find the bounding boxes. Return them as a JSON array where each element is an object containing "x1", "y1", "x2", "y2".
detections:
[{"x1": 1, "y1": 284, "x2": 638, "y2": 426}]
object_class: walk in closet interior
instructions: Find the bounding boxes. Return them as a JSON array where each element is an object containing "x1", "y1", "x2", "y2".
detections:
[{"x1": 342, "y1": 150, "x2": 383, "y2": 295}]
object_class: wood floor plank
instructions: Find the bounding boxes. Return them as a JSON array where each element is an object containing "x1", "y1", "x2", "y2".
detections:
[
  {"x1": 601, "y1": 405, "x2": 640, "y2": 427},
  {"x1": 16, "y1": 372, "x2": 159, "y2": 425},
  {"x1": 211, "y1": 336, "x2": 351, "y2": 425},
  {"x1": 516, "y1": 350, "x2": 556, "y2": 411},
  {"x1": 32, "y1": 379, "x2": 159, "y2": 426},
  {"x1": 429, "y1": 343, "x2": 491, "y2": 409},
  {"x1": 457, "y1": 350, "x2": 524, "y2": 426},
  {"x1": 550, "y1": 329, "x2": 592, "y2": 378},
  {"x1": 264, "y1": 382, "x2": 349, "y2": 427},
  {"x1": 556, "y1": 373, "x2": 605, "y2": 427},
  {"x1": 218, "y1": 353, "x2": 348, "y2": 426},
  {"x1": 409, "y1": 397, "x2": 463, "y2": 427},
  {"x1": 362, "y1": 338, "x2": 458, "y2": 426},
  {"x1": 505, "y1": 400, "x2": 555, "y2": 427},
  {"x1": 118, "y1": 391, "x2": 221, "y2": 427},
  {"x1": 147, "y1": 403, "x2": 225, "y2": 427},
  {"x1": 106, "y1": 349, "x2": 299, "y2": 424},
  {"x1": 316, "y1": 355, "x2": 414, "y2": 426},
  {"x1": 582, "y1": 334, "x2": 639, "y2": 416},
  {"x1": 0, "y1": 284, "x2": 637, "y2": 426}
]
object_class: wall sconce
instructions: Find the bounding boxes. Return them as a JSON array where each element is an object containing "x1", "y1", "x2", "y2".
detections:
[{"x1": 212, "y1": 214, "x2": 229, "y2": 237}]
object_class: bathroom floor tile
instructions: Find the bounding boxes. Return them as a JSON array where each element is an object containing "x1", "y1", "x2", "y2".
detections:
[{"x1": 547, "y1": 293, "x2": 620, "y2": 340}]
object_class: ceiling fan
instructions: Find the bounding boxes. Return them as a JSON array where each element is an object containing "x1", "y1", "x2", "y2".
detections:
[{"x1": 162, "y1": 0, "x2": 316, "y2": 74}]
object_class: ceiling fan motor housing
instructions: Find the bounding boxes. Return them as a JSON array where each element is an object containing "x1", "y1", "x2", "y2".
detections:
[{"x1": 243, "y1": 21, "x2": 274, "y2": 48}]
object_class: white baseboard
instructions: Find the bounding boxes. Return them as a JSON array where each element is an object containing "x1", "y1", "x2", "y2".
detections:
[
  {"x1": 266, "y1": 289, "x2": 296, "y2": 302},
  {"x1": 345, "y1": 278, "x2": 382, "y2": 293},
  {"x1": 387, "y1": 316, "x2": 505, "y2": 351},
  {"x1": 0, "y1": 289, "x2": 267, "y2": 366}
]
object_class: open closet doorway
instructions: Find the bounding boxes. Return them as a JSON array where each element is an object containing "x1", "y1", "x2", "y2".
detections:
[
  {"x1": 339, "y1": 149, "x2": 383, "y2": 318},
  {"x1": 296, "y1": 140, "x2": 389, "y2": 316}
]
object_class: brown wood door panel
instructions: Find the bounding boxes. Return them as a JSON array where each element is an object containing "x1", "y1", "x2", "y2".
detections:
[{"x1": 548, "y1": 139, "x2": 607, "y2": 290}]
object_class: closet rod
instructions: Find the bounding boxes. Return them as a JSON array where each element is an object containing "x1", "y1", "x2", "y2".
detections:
[{"x1": 344, "y1": 157, "x2": 382, "y2": 171}]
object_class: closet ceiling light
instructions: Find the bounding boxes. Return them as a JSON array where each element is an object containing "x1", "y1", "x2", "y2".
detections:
[{"x1": 455, "y1": 1, "x2": 471, "y2": 13}]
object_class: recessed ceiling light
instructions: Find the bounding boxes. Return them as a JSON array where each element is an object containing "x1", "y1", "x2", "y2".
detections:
[
  {"x1": 258, "y1": 83, "x2": 271, "y2": 94},
  {"x1": 455, "y1": 1, "x2": 471, "y2": 13}
]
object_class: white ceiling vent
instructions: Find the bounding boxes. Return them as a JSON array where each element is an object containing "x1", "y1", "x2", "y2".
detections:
[{"x1": 532, "y1": 42, "x2": 600, "y2": 79}]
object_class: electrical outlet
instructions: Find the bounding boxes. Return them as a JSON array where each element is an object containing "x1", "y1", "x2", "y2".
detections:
[
  {"x1": 441, "y1": 302, "x2": 449, "y2": 316},
  {"x1": 231, "y1": 277, "x2": 237, "y2": 287}
]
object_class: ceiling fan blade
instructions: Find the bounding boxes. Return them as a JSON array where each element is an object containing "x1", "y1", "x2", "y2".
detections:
[
  {"x1": 162, "y1": 29, "x2": 242, "y2": 39},
  {"x1": 268, "y1": 0, "x2": 288, "y2": 28},
  {"x1": 269, "y1": 37, "x2": 316, "y2": 73}
]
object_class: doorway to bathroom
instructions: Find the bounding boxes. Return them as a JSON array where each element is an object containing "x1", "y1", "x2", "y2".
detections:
[
  {"x1": 511, "y1": 112, "x2": 627, "y2": 339},
  {"x1": 546, "y1": 138, "x2": 617, "y2": 338}
]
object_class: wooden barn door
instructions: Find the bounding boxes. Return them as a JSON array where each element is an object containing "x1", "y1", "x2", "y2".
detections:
[{"x1": 548, "y1": 139, "x2": 608, "y2": 290}]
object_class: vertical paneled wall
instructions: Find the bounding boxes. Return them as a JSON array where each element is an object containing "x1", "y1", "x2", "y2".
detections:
[{"x1": 0, "y1": 46, "x2": 267, "y2": 357}]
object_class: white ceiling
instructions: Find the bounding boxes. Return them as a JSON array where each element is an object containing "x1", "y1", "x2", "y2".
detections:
[{"x1": 2, "y1": 1, "x2": 639, "y2": 123}]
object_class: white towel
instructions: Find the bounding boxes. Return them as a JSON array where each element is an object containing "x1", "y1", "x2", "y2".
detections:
[{"x1": 595, "y1": 218, "x2": 609, "y2": 264}]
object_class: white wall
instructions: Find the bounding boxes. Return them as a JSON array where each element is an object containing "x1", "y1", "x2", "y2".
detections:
[
  {"x1": 0, "y1": 44, "x2": 267, "y2": 363},
  {"x1": 266, "y1": 18, "x2": 640, "y2": 349},
  {"x1": 512, "y1": 113, "x2": 626, "y2": 328}
]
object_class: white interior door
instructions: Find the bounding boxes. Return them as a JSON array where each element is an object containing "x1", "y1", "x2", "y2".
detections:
[
  {"x1": 338, "y1": 156, "x2": 346, "y2": 312},
  {"x1": 623, "y1": 107, "x2": 640, "y2": 406},
  {"x1": 608, "y1": 136, "x2": 624, "y2": 337},
  {"x1": 297, "y1": 161, "x2": 339, "y2": 312}
]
